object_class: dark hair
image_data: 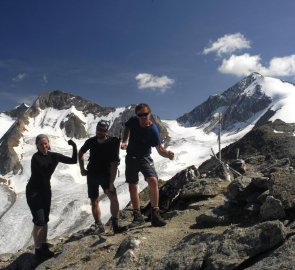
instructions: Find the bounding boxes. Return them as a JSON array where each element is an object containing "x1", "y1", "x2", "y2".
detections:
[
  {"x1": 135, "y1": 103, "x2": 151, "y2": 114},
  {"x1": 96, "y1": 120, "x2": 110, "y2": 131}
]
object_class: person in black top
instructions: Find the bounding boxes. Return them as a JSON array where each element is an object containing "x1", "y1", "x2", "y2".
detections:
[
  {"x1": 121, "y1": 103, "x2": 174, "y2": 228},
  {"x1": 78, "y1": 120, "x2": 127, "y2": 234},
  {"x1": 26, "y1": 134, "x2": 77, "y2": 260}
]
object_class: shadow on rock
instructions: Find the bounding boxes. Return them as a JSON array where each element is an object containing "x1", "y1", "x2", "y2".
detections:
[{"x1": 2, "y1": 252, "x2": 42, "y2": 270}]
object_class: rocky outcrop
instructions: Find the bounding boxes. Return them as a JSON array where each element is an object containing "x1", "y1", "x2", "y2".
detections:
[
  {"x1": 0, "y1": 114, "x2": 28, "y2": 174},
  {"x1": 60, "y1": 113, "x2": 87, "y2": 139}
]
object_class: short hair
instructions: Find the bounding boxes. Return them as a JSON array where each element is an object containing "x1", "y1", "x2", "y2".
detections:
[
  {"x1": 135, "y1": 103, "x2": 151, "y2": 114},
  {"x1": 35, "y1": 134, "x2": 49, "y2": 145},
  {"x1": 96, "y1": 120, "x2": 110, "y2": 131}
]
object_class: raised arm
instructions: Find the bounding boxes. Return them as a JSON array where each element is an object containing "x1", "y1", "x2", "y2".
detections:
[{"x1": 58, "y1": 139, "x2": 77, "y2": 164}]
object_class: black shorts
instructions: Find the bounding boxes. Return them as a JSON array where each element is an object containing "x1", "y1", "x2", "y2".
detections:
[
  {"x1": 87, "y1": 173, "x2": 109, "y2": 199},
  {"x1": 125, "y1": 155, "x2": 158, "y2": 184},
  {"x1": 26, "y1": 187, "x2": 52, "y2": 226}
]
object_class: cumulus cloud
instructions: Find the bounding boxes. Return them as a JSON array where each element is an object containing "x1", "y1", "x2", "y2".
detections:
[
  {"x1": 203, "y1": 33, "x2": 251, "y2": 56},
  {"x1": 267, "y1": 55, "x2": 295, "y2": 76},
  {"x1": 219, "y1": 54, "x2": 295, "y2": 77},
  {"x1": 135, "y1": 73, "x2": 175, "y2": 93},
  {"x1": 12, "y1": 73, "x2": 26, "y2": 82}
]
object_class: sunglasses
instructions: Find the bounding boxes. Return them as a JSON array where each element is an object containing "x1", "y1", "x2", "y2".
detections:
[
  {"x1": 96, "y1": 128, "x2": 108, "y2": 132},
  {"x1": 137, "y1": 112, "x2": 150, "y2": 117}
]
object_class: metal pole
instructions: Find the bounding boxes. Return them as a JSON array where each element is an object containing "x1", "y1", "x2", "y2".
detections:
[{"x1": 218, "y1": 113, "x2": 222, "y2": 161}]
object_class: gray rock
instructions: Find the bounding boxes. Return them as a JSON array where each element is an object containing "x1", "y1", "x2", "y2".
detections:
[
  {"x1": 260, "y1": 196, "x2": 286, "y2": 221},
  {"x1": 180, "y1": 178, "x2": 226, "y2": 200},
  {"x1": 60, "y1": 113, "x2": 87, "y2": 139},
  {"x1": 225, "y1": 176, "x2": 252, "y2": 201},
  {"x1": 268, "y1": 169, "x2": 295, "y2": 209},
  {"x1": 246, "y1": 235, "x2": 295, "y2": 270},
  {"x1": 115, "y1": 236, "x2": 141, "y2": 259}
]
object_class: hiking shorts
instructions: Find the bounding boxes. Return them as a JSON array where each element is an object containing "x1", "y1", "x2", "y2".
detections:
[
  {"x1": 87, "y1": 173, "x2": 109, "y2": 199},
  {"x1": 125, "y1": 155, "x2": 158, "y2": 184},
  {"x1": 26, "y1": 187, "x2": 52, "y2": 226}
]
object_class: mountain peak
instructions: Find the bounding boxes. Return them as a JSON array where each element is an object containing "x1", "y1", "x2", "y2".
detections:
[
  {"x1": 3, "y1": 103, "x2": 28, "y2": 118},
  {"x1": 177, "y1": 73, "x2": 271, "y2": 131}
]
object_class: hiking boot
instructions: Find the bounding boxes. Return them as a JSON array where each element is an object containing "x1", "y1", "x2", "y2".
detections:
[
  {"x1": 35, "y1": 243, "x2": 54, "y2": 260},
  {"x1": 112, "y1": 217, "x2": 128, "y2": 234},
  {"x1": 90, "y1": 221, "x2": 105, "y2": 234},
  {"x1": 151, "y1": 207, "x2": 166, "y2": 227},
  {"x1": 129, "y1": 209, "x2": 145, "y2": 228}
]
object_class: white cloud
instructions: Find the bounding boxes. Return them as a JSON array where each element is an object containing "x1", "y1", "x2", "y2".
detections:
[
  {"x1": 203, "y1": 33, "x2": 251, "y2": 57},
  {"x1": 12, "y1": 73, "x2": 26, "y2": 82},
  {"x1": 218, "y1": 54, "x2": 265, "y2": 76},
  {"x1": 218, "y1": 53, "x2": 295, "y2": 77},
  {"x1": 135, "y1": 73, "x2": 175, "y2": 93},
  {"x1": 267, "y1": 55, "x2": 295, "y2": 76}
]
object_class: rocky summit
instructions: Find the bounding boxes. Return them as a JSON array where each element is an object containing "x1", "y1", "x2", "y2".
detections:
[{"x1": 1, "y1": 119, "x2": 295, "y2": 269}]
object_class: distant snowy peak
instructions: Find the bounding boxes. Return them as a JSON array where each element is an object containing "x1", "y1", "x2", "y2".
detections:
[
  {"x1": 3, "y1": 103, "x2": 29, "y2": 118},
  {"x1": 0, "y1": 104, "x2": 29, "y2": 141},
  {"x1": 32, "y1": 90, "x2": 115, "y2": 116},
  {"x1": 177, "y1": 72, "x2": 295, "y2": 132}
]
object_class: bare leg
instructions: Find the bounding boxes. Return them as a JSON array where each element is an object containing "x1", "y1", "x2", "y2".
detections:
[
  {"x1": 147, "y1": 176, "x2": 159, "y2": 208},
  {"x1": 105, "y1": 191, "x2": 119, "y2": 218},
  {"x1": 32, "y1": 224, "x2": 47, "y2": 248},
  {"x1": 129, "y1": 183, "x2": 140, "y2": 210},
  {"x1": 90, "y1": 197, "x2": 101, "y2": 223}
]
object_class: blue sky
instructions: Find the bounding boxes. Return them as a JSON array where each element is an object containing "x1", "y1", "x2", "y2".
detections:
[{"x1": 0, "y1": 0, "x2": 295, "y2": 119}]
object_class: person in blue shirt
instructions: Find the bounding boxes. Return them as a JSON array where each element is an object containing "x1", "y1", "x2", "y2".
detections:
[{"x1": 121, "y1": 103, "x2": 174, "y2": 227}]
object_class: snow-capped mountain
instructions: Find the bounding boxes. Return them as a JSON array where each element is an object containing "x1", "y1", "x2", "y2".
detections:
[
  {"x1": 177, "y1": 72, "x2": 295, "y2": 132},
  {"x1": 0, "y1": 73, "x2": 295, "y2": 255},
  {"x1": 0, "y1": 104, "x2": 28, "y2": 140}
]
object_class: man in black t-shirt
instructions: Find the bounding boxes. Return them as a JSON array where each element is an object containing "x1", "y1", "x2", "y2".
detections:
[{"x1": 79, "y1": 120, "x2": 127, "y2": 234}]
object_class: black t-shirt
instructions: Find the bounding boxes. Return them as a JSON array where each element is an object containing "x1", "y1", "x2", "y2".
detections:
[
  {"x1": 79, "y1": 136, "x2": 120, "y2": 175},
  {"x1": 27, "y1": 150, "x2": 77, "y2": 191}
]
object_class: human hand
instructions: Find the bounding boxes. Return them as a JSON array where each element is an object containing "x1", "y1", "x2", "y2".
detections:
[
  {"x1": 68, "y1": 139, "x2": 76, "y2": 146},
  {"x1": 80, "y1": 169, "x2": 88, "y2": 176},
  {"x1": 120, "y1": 142, "x2": 128, "y2": 150},
  {"x1": 167, "y1": 150, "x2": 174, "y2": 160}
]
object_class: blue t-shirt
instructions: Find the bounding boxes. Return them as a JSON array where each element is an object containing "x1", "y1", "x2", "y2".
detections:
[{"x1": 125, "y1": 116, "x2": 161, "y2": 157}]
